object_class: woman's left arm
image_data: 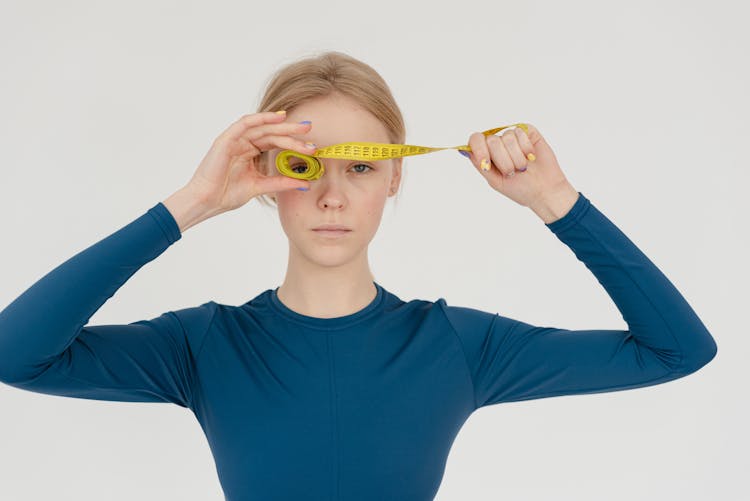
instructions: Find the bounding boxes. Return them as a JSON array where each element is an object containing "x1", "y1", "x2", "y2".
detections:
[
  {"x1": 441, "y1": 190, "x2": 717, "y2": 409},
  {"x1": 445, "y1": 124, "x2": 718, "y2": 410}
]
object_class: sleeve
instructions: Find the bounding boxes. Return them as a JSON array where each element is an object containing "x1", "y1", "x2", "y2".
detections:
[
  {"x1": 439, "y1": 192, "x2": 718, "y2": 410},
  {"x1": 0, "y1": 202, "x2": 215, "y2": 409}
]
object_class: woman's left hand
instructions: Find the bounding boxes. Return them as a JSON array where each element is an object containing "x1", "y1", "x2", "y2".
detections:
[{"x1": 461, "y1": 123, "x2": 573, "y2": 209}]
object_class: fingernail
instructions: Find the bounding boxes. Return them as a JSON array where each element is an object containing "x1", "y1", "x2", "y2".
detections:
[
  {"x1": 275, "y1": 110, "x2": 286, "y2": 115},
  {"x1": 527, "y1": 153, "x2": 536, "y2": 161},
  {"x1": 480, "y1": 159, "x2": 490, "y2": 171},
  {"x1": 520, "y1": 166, "x2": 527, "y2": 172},
  {"x1": 299, "y1": 120, "x2": 312, "y2": 125},
  {"x1": 296, "y1": 187, "x2": 309, "y2": 191},
  {"x1": 458, "y1": 150, "x2": 471, "y2": 158},
  {"x1": 305, "y1": 142, "x2": 317, "y2": 149}
]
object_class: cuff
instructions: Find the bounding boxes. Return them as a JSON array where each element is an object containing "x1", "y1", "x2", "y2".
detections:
[
  {"x1": 147, "y1": 202, "x2": 182, "y2": 245},
  {"x1": 545, "y1": 191, "x2": 591, "y2": 234}
]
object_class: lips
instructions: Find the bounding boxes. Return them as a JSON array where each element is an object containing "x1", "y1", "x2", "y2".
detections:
[
  {"x1": 312, "y1": 225, "x2": 351, "y2": 231},
  {"x1": 311, "y1": 224, "x2": 352, "y2": 239}
]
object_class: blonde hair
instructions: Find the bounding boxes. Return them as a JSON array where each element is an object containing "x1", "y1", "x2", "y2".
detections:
[{"x1": 253, "y1": 51, "x2": 406, "y2": 209}]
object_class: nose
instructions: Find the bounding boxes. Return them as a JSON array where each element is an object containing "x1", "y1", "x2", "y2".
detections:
[
  {"x1": 313, "y1": 166, "x2": 347, "y2": 210},
  {"x1": 317, "y1": 181, "x2": 346, "y2": 209}
]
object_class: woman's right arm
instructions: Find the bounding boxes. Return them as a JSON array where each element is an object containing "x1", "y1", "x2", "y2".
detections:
[
  {"x1": 0, "y1": 110, "x2": 318, "y2": 407},
  {"x1": 0, "y1": 200, "x2": 214, "y2": 408}
]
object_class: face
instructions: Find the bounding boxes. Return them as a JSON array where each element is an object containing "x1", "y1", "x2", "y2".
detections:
[{"x1": 267, "y1": 93, "x2": 402, "y2": 270}]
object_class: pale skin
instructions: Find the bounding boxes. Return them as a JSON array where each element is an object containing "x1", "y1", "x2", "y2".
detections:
[{"x1": 162, "y1": 92, "x2": 579, "y2": 318}]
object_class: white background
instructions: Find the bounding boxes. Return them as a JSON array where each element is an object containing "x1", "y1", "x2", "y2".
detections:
[{"x1": 0, "y1": 0, "x2": 746, "y2": 499}]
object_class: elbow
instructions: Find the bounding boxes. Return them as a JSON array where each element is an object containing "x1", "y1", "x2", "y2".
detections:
[{"x1": 677, "y1": 331, "x2": 718, "y2": 375}]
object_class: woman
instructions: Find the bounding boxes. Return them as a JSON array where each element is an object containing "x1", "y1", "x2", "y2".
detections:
[{"x1": 0, "y1": 51, "x2": 717, "y2": 501}]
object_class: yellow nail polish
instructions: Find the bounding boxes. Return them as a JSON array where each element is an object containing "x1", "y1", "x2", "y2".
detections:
[
  {"x1": 480, "y1": 159, "x2": 490, "y2": 171},
  {"x1": 275, "y1": 110, "x2": 287, "y2": 115},
  {"x1": 527, "y1": 152, "x2": 536, "y2": 162}
]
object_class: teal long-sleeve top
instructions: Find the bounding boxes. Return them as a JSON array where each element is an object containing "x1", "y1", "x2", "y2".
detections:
[{"x1": 0, "y1": 192, "x2": 717, "y2": 501}]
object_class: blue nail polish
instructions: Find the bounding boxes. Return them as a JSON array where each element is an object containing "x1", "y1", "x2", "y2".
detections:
[
  {"x1": 458, "y1": 150, "x2": 471, "y2": 158},
  {"x1": 299, "y1": 120, "x2": 312, "y2": 125},
  {"x1": 296, "y1": 187, "x2": 309, "y2": 191}
]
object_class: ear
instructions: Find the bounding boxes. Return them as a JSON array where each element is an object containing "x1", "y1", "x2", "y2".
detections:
[{"x1": 389, "y1": 158, "x2": 402, "y2": 196}]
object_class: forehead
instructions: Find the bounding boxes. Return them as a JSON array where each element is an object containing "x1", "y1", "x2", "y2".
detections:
[{"x1": 283, "y1": 94, "x2": 391, "y2": 149}]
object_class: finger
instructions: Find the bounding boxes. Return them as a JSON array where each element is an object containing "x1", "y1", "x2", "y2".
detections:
[
  {"x1": 220, "y1": 111, "x2": 288, "y2": 145},
  {"x1": 467, "y1": 131, "x2": 492, "y2": 172},
  {"x1": 465, "y1": 133, "x2": 504, "y2": 186},
  {"x1": 486, "y1": 134, "x2": 515, "y2": 177},
  {"x1": 234, "y1": 149, "x2": 310, "y2": 192},
  {"x1": 520, "y1": 122, "x2": 542, "y2": 150},
  {"x1": 227, "y1": 149, "x2": 259, "y2": 176},
  {"x1": 232, "y1": 121, "x2": 314, "y2": 161},
  {"x1": 240, "y1": 133, "x2": 317, "y2": 157},
  {"x1": 513, "y1": 126, "x2": 536, "y2": 166},
  {"x1": 499, "y1": 129, "x2": 527, "y2": 173},
  {"x1": 242, "y1": 120, "x2": 312, "y2": 147},
  {"x1": 227, "y1": 119, "x2": 314, "y2": 158}
]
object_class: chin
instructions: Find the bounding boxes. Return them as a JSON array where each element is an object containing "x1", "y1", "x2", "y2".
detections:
[
  {"x1": 302, "y1": 253, "x2": 356, "y2": 269},
  {"x1": 294, "y1": 239, "x2": 366, "y2": 268}
]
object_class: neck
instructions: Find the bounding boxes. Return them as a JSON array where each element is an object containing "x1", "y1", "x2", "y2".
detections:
[{"x1": 276, "y1": 247, "x2": 377, "y2": 319}]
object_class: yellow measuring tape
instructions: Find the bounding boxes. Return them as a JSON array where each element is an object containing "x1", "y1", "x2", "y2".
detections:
[{"x1": 275, "y1": 123, "x2": 529, "y2": 180}]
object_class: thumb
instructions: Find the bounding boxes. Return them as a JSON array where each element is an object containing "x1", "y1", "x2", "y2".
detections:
[{"x1": 523, "y1": 123, "x2": 548, "y2": 151}]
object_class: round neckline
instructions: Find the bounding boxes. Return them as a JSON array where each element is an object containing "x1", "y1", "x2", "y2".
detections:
[{"x1": 268, "y1": 281, "x2": 385, "y2": 330}]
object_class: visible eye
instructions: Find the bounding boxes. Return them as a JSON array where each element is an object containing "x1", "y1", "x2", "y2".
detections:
[
  {"x1": 289, "y1": 163, "x2": 309, "y2": 174},
  {"x1": 350, "y1": 163, "x2": 374, "y2": 174}
]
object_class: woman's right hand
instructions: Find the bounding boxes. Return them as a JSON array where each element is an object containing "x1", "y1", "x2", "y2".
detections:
[{"x1": 185, "y1": 111, "x2": 315, "y2": 213}]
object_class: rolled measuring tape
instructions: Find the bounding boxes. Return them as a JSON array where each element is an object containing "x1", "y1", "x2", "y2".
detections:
[{"x1": 275, "y1": 122, "x2": 529, "y2": 181}]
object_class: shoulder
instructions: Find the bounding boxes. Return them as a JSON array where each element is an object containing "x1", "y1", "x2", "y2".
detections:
[
  {"x1": 429, "y1": 297, "x2": 523, "y2": 341},
  {"x1": 167, "y1": 301, "x2": 219, "y2": 352}
]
